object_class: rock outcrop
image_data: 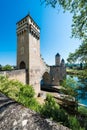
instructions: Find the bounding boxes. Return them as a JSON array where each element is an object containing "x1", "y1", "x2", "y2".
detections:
[{"x1": 0, "y1": 93, "x2": 70, "y2": 130}]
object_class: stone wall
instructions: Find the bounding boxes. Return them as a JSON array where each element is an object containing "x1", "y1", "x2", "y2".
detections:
[
  {"x1": 0, "y1": 69, "x2": 26, "y2": 84},
  {"x1": 16, "y1": 15, "x2": 66, "y2": 96},
  {"x1": 44, "y1": 65, "x2": 66, "y2": 86},
  {"x1": 50, "y1": 66, "x2": 60, "y2": 86},
  {"x1": 28, "y1": 56, "x2": 49, "y2": 96},
  {"x1": 0, "y1": 92, "x2": 70, "y2": 130},
  {"x1": 60, "y1": 66, "x2": 66, "y2": 81}
]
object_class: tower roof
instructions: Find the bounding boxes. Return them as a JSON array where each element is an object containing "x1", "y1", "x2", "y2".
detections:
[
  {"x1": 61, "y1": 58, "x2": 65, "y2": 62},
  {"x1": 56, "y1": 53, "x2": 60, "y2": 57}
]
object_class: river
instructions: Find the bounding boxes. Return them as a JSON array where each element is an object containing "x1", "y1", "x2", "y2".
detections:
[{"x1": 67, "y1": 75, "x2": 87, "y2": 107}]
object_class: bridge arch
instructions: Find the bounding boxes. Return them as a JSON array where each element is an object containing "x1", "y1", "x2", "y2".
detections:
[{"x1": 40, "y1": 71, "x2": 50, "y2": 86}]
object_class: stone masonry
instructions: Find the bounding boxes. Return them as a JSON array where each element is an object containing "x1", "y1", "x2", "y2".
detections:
[
  {"x1": 0, "y1": 92, "x2": 70, "y2": 130},
  {"x1": 16, "y1": 15, "x2": 48, "y2": 95},
  {"x1": 16, "y1": 15, "x2": 66, "y2": 96},
  {"x1": 0, "y1": 14, "x2": 66, "y2": 96}
]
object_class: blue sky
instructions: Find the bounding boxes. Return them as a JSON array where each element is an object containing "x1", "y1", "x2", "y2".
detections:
[{"x1": 0, "y1": 0, "x2": 81, "y2": 66}]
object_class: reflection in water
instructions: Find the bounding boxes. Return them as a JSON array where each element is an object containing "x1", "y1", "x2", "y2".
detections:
[{"x1": 67, "y1": 75, "x2": 87, "y2": 106}]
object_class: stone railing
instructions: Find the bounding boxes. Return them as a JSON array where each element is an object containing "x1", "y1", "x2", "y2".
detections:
[{"x1": 0, "y1": 92, "x2": 70, "y2": 130}]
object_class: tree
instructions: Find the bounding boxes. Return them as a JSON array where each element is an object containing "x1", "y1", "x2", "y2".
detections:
[
  {"x1": 41, "y1": 0, "x2": 87, "y2": 65},
  {"x1": 67, "y1": 53, "x2": 76, "y2": 63},
  {"x1": 41, "y1": 0, "x2": 87, "y2": 41},
  {"x1": 61, "y1": 76, "x2": 78, "y2": 98},
  {"x1": 0, "y1": 64, "x2": 2, "y2": 71},
  {"x1": 67, "y1": 41, "x2": 87, "y2": 64},
  {"x1": 2, "y1": 64, "x2": 13, "y2": 71}
]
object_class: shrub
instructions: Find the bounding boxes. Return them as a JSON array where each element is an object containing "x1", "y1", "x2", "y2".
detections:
[
  {"x1": 2, "y1": 64, "x2": 13, "y2": 71},
  {"x1": 0, "y1": 76, "x2": 23, "y2": 100},
  {"x1": 0, "y1": 76, "x2": 85, "y2": 129},
  {"x1": 40, "y1": 94, "x2": 69, "y2": 127},
  {"x1": 78, "y1": 106, "x2": 87, "y2": 116},
  {"x1": 60, "y1": 76, "x2": 78, "y2": 99},
  {"x1": 0, "y1": 76, "x2": 40, "y2": 111},
  {"x1": 78, "y1": 106, "x2": 87, "y2": 129},
  {"x1": 68, "y1": 116, "x2": 84, "y2": 130},
  {"x1": 18, "y1": 84, "x2": 41, "y2": 111}
]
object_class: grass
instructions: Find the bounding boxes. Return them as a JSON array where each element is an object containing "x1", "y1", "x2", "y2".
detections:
[
  {"x1": 0, "y1": 75, "x2": 86, "y2": 130},
  {"x1": 0, "y1": 75, "x2": 40, "y2": 112}
]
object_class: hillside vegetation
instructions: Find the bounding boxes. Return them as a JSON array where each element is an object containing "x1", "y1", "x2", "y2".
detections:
[{"x1": 0, "y1": 75, "x2": 86, "y2": 130}]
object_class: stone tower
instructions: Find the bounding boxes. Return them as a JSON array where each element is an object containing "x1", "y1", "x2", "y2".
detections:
[
  {"x1": 55, "y1": 53, "x2": 60, "y2": 66},
  {"x1": 61, "y1": 59, "x2": 65, "y2": 67},
  {"x1": 16, "y1": 15, "x2": 41, "y2": 95}
]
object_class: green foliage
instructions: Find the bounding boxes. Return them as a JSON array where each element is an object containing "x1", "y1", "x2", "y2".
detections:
[
  {"x1": 18, "y1": 85, "x2": 40, "y2": 111},
  {"x1": 79, "y1": 128, "x2": 85, "y2": 130},
  {"x1": 40, "y1": 94, "x2": 69, "y2": 126},
  {"x1": 2, "y1": 64, "x2": 13, "y2": 71},
  {"x1": 78, "y1": 106, "x2": 87, "y2": 116},
  {"x1": 0, "y1": 75, "x2": 40, "y2": 111},
  {"x1": 42, "y1": 0, "x2": 87, "y2": 68},
  {"x1": 0, "y1": 64, "x2": 2, "y2": 71},
  {"x1": 67, "y1": 42, "x2": 87, "y2": 64},
  {"x1": 78, "y1": 106, "x2": 87, "y2": 129},
  {"x1": 0, "y1": 76, "x2": 85, "y2": 129},
  {"x1": 0, "y1": 76, "x2": 23, "y2": 100},
  {"x1": 61, "y1": 76, "x2": 78, "y2": 97},
  {"x1": 42, "y1": 0, "x2": 87, "y2": 41},
  {"x1": 66, "y1": 68, "x2": 87, "y2": 79},
  {"x1": 40, "y1": 94, "x2": 86, "y2": 129},
  {"x1": 69, "y1": 116, "x2": 83, "y2": 130},
  {"x1": 67, "y1": 53, "x2": 76, "y2": 63}
]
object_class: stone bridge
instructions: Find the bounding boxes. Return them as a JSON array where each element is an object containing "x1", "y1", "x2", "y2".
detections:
[{"x1": 0, "y1": 14, "x2": 66, "y2": 96}]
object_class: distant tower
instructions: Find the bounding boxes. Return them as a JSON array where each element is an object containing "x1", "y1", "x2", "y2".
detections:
[
  {"x1": 61, "y1": 58, "x2": 65, "y2": 67},
  {"x1": 55, "y1": 53, "x2": 60, "y2": 66},
  {"x1": 16, "y1": 14, "x2": 40, "y2": 95}
]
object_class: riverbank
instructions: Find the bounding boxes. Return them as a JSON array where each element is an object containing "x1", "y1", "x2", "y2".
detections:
[
  {"x1": 66, "y1": 69, "x2": 87, "y2": 78},
  {"x1": 67, "y1": 72, "x2": 87, "y2": 107}
]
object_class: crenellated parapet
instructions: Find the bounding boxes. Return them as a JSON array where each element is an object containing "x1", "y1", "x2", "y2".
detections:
[
  {"x1": 30, "y1": 24, "x2": 40, "y2": 40},
  {"x1": 16, "y1": 15, "x2": 40, "y2": 40}
]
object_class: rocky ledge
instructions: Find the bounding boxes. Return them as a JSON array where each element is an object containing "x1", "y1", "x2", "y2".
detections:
[{"x1": 0, "y1": 92, "x2": 70, "y2": 130}]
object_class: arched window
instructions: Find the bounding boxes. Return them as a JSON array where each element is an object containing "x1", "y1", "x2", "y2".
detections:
[{"x1": 20, "y1": 61, "x2": 26, "y2": 69}]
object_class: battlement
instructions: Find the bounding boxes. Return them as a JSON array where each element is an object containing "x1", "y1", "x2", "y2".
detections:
[{"x1": 16, "y1": 15, "x2": 40, "y2": 36}]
